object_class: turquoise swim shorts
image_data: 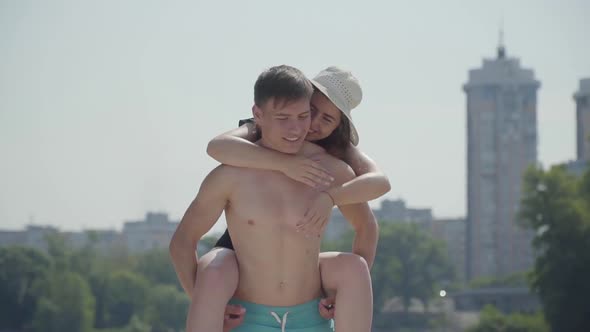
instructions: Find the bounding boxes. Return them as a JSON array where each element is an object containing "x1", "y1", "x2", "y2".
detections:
[{"x1": 228, "y1": 298, "x2": 333, "y2": 332}]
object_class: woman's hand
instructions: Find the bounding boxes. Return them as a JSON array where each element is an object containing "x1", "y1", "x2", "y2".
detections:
[
  {"x1": 279, "y1": 155, "x2": 334, "y2": 188},
  {"x1": 223, "y1": 304, "x2": 245, "y2": 332},
  {"x1": 318, "y1": 297, "x2": 336, "y2": 319},
  {"x1": 297, "y1": 192, "x2": 335, "y2": 237}
]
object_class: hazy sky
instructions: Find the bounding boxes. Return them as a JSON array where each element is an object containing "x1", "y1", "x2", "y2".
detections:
[{"x1": 1, "y1": 0, "x2": 589, "y2": 234}]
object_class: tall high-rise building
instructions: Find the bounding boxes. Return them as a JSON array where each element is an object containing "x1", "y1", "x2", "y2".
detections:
[
  {"x1": 463, "y1": 40, "x2": 540, "y2": 281},
  {"x1": 422, "y1": 218, "x2": 466, "y2": 282},
  {"x1": 574, "y1": 78, "x2": 590, "y2": 162}
]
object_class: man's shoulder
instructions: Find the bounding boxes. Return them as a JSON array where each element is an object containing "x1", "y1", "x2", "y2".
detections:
[
  {"x1": 200, "y1": 165, "x2": 253, "y2": 196},
  {"x1": 301, "y1": 141, "x2": 327, "y2": 155},
  {"x1": 210, "y1": 164, "x2": 245, "y2": 177},
  {"x1": 205, "y1": 164, "x2": 245, "y2": 185},
  {"x1": 210, "y1": 164, "x2": 266, "y2": 181}
]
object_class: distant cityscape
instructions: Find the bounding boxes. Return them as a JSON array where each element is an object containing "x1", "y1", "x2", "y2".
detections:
[
  {"x1": 1, "y1": 40, "x2": 588, "y2": 297},
  {"x1": 0, "y1": 212, "x2": 196, "y2": 254}
]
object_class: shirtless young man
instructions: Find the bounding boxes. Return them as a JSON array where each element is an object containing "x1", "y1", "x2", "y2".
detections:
[{"x1": 170, "y1": 65, "x2": 370, "y2": 331}]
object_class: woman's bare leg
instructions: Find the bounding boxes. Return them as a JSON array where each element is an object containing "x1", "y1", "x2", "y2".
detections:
[
  {"x1": 186, "y1": 247, "x2": 240, "y2": 332},
  {"x1": 319, "y1": 252, "x2": 373, "y2": 332}
]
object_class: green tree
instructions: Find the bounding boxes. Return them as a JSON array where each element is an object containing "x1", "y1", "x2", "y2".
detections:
[
  {"x1": 126, "y1": 315, "x2": 153, "y2": 332},
  {"x1": 467, "y1": 305, "x2": 549, "y2": 332},
  {"x1": 67, "y1": 236, "x2": 114, "y2": 329},
  {"x1": 69, "y1": 231, "x2": 102, "y2": 277},
  {"x1": 0, "y1": 246, "x2": 52, "y2": 330},
  {"x1": 31, "y1": 271, "x2": 96, "y2": 332},
  {"x1": 325, "y1": 222, "x2": 454, "y2": 313},
  {"x1": 92, "y1": 315, "x2": 152, "y2": 332},
  {"x1": 45, "y1": 231, "x2": 114, "y2": 329},
  {"x1": 373, "y1": 223, "x2": 452, "y2": 313},
  {"x1": 134, "y1": 249, "x2": 181, "y2": 290},
  {"x1": 468, "y1": 272, "x2": 529, "y2": 289},
  {"x1": 90, "y1": 271, "x2": 110, "y2": 329},
  {"x1": 102, "y1": 270, "x2": 150, "y2": 327},
  {"x1": 519, "y1": 165, "x2": 590, "y2": 331},
  {"x1": 143, "y1": 284, "x2": 190, "y2": 332},
  {"x1": 415, "y1": 237, "x2": 454, "y2": 311},
  {"x1": 45, "y1": 232, "x2": 72, "y2": 271}
]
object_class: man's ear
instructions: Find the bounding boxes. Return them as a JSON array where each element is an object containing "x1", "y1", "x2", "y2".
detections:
[{"x1": 252, "y1": 104, "x2": 263, "y2": 124}]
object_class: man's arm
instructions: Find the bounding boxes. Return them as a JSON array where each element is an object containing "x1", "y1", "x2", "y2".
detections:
[
  {"x1": 169, "y1": 166, "x2": 234, "y2": 296},
  {"x1": 329, "y1": 160, "x2": 379, "y2": 269}
]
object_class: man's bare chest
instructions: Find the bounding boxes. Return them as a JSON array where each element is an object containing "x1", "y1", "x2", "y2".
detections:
[{"x1": 228, "y1": 171, "x2": 318, "y2": 228}]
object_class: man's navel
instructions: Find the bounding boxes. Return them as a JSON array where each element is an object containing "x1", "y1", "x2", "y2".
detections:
[{"x1": 247, "y1": 219, "x2": 255, "y2": 226}]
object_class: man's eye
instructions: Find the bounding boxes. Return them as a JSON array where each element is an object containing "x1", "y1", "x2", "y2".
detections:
[{"x1": 323, "y1": 117, "x2": 332, "y2": 123}]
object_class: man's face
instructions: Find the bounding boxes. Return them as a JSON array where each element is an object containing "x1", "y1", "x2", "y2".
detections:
[{"x1": 254, "y1": 97, "x2": 311, "y2": 154}]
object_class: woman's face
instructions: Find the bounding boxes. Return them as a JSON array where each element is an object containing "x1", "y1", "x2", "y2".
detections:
[{"x1": 305, "y1": 91, "x2": 342, "y2": 142}]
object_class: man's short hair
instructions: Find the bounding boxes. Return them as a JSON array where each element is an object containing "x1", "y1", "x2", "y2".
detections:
[{"x1": 254, "y1": 65, "x2": 313, "y2": 108}]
